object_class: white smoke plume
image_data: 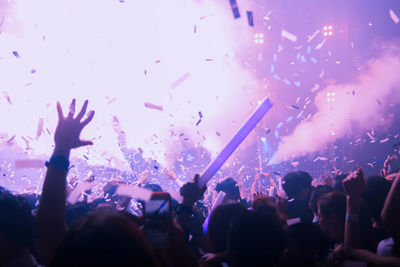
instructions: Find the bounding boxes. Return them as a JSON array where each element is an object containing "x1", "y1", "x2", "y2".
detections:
[{"x1": 271, "y1": 43, "x2": 400, "y2": 163}]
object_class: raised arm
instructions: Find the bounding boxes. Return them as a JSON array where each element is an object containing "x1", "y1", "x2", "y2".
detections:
[
  {"x1": 381, "y1": 172, "x2": 400, "y2": 237},
  {"x1": 342, "y1": 168, "x2": 365, "y2": 252},
  {"x1": 36, "y1": 99, "x2": 94, "y2": 262}
]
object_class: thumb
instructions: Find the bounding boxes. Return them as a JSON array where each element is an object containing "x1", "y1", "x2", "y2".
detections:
[{"x1": 79, "y1": 140, "x2": 93, "y2": 147}]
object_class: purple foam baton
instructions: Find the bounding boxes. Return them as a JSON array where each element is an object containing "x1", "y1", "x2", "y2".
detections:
[{"x1": 199, "y1": 98, "x2": 273, "y2": 187}]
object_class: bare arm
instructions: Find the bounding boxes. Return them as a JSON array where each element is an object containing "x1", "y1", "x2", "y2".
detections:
[
  {"x1": 36, "y1": 99, "x2": 94, "y2": 263},
  {"x1": 343, "y1": 169, "x2": 365, "y2": 252},
  {"x1": 381, "y1": 172, "x2": 400, "y2": 237}
]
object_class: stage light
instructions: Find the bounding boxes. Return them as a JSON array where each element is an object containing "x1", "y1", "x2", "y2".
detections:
[
  {"x1": 254, "y1": 33, "x2": 264, "y2": 45},
  {"x1": 323, "y1": 25, "x2": 333, "y2": 37},
  {"x1": 326, "y1": 92, "x2": 336, "y2": 102}
]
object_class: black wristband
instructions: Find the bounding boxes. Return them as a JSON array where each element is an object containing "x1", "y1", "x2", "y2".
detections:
[{"x1": 45, "y1": 155, "x2": 70, "y2": 171}]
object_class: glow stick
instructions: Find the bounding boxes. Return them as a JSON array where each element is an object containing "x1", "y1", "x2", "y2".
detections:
[
  {"x1": 199, "y1": 98, "x2": 273, "y2": 187},
  {"x1": 202, "y1": 191, "x2": 226, "y2": 233}
]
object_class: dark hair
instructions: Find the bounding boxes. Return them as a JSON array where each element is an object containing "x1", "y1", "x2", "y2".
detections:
[
  {"x1": 285, "y1": 222, "x2": 331, "y2": 265},
  {"x1": 317, "y1": 192, "x2": 346, "y2": 221},
  {"x1": 65, "y1": 201, "x2": 92, "y2": 227},
  {"x1": 215, "y1": 177, "x2": 241, "y2": 201},
  {"x1": 362, "y1": 176, "x2": 391, "y2": 224},
  {"x1": 309, "y1": 185, "x2": 334, "y2": 214},
  {"x1": 252, "y1": 196, "x2": 277, "y2": 218},
  {"x1": 206, "y1": 203, "x2": 248, "y2": 253},
  {"x1": 0, "y1": 187, "x2": 36, "y2": 248},
  {"x1": 282, "y1": 171, "x2": 312, "y2": 199},
  {"x1": 227, "y1": 212, "x2": 286, "y2": 267},
  {"x1": 51, "y1": 209, "x2": 159, "y2": 267}
]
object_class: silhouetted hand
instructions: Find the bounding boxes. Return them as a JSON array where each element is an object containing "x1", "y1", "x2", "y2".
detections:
[
  {"x1": 384, "y1": 154, "x2": 398, "y2": 168},
  {"x1": 54, "y1": 99, "x2": 95, "y2": 156},
  {"x1": 180, "y1": 174, "x2": 207, "y2": 207},
  {"x1": 343, "y1": 168, "x2": 365, "y2": 200}
]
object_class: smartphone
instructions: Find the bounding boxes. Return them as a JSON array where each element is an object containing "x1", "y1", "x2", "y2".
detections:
[{"x1": 144, "y1": 192, "x2": 172, "y2": 248}]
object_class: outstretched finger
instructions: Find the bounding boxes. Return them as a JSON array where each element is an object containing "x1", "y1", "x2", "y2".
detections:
[
  {"x1": 81, "y1": 110, "x2": 95, "y2": 127},
  {"x1": 57, "y1": 102, "x2": 64, "y2": 121},
  {"x1": 67, "y1": 99, "x2": 76, "y2": 119},
  {"x1": 76, "y1": 100, "x2": 88, "y2": 121}
]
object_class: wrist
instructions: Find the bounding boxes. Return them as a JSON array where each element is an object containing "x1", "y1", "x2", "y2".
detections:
[
  {"x1": 45, "y1": 154, "x2": 70, "y2": 171},
  {"x1": 53, "y1": 145, "x2": 71, "y2": 159}
]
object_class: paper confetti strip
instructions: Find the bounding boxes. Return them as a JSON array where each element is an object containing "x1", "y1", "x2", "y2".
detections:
[
  {"x1": 144, "y1": 102, "x2": 164, "y2": 111},
  {"x1": 115, "y1": 184, "x2": 153, "y2": 201},
  {"x1": 390, "y1": 9, "x2": 400, "y2": 24},
  {"x1": 67, "y1": 181, "x2": 99, "y2": 204},
  {"x1": 247, "y1": 11, "x2": 254, "y2": 26},
  {"x1": 281, "y1": 30, "x2": 298, "y2": 42},
  {"x1": 229, "y1": 0, "x2": 240, "y2": 19},
  {"x1": 15, "y1": 159, "x2": 44, "y2": 169},
  {"x1": 171, "y1": 72, "x2": 191, "y2": 89},
  {"x1": 198, "y1": 98, "x2": 273, "y2": 187}
]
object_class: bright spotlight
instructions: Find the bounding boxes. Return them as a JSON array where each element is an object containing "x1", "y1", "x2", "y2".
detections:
[
  {"x1": 254, "y1": 32, "x2": 264, "y2": 45},
  {"x1": 323, "y1": 25, "x2": 333, "y2": 37}
]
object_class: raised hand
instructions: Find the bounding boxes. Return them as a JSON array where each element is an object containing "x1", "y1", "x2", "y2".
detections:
[
  {"x1": 180, "y1": 174, "x2": 207, "y2": 207},
  {"x1": 54, "y1": 99, "x2": 95, "y2": 155},
  {"x1": 342, "y1": 168, "x2": 365, "y2": 200}
]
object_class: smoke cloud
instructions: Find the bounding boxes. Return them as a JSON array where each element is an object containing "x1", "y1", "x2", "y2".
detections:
[{"x1": 271, "y1": 43, "x2": 400, "y2": 163}]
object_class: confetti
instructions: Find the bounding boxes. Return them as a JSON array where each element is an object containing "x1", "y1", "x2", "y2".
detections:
[
  {"x1": 36, "y1": 118, "x2": 44, "y2": 139},
  {"x1": 67, "y1": 181, "x2": 99, "y2": 204},
  {"x1": 144, "y1": 102, "x2": 164, "y2": 111},
  {"x1": 229, "y1": 0, "x2": 240, "y2": 19},
  {"x1": 246, "y1": 11, "x2": 254, "y2": 27},
  {"x1": 171, "y1": 72, "x2": 191, "y2": 88},
  {"x1": 310, "y1": 84, "x2": 320, "y2": 92},
  {"x1": 380, "y1": 137, "x2": 389, "y2": 143},
  {"x1": 287, "y1": 217, "x2": 301, "y2": 226},
  {"x1": 390, "y1": 9, "x2": 400, "y2": 24},
  {"x1": 115, "y1": 184, "x2": 153, "y2": 201},
  {"x1": 15, "y1": 159, "x2": 43, "y2": 169},
  {"x1": 315, "y1": 39, "x2": 327, "y2": 50},
  {"x1": 307, "y1": 29, "x2": 320, "y2": 42},
  {"x1": 281, "y1": 30, "x2": 297, "y2": 42}
]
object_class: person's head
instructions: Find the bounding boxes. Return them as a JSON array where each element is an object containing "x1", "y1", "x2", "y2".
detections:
[
  {"x1": 309, "y1": 185, "x2": 334, "y2": 215},
  {"x1": 282, "y1": 171, "x2": 313, "y2": 201},
  {"x1": 252, "y1": 196, "x2": 277, "y2": 219},
  {"x1": 317, "y1": 192, "x2": 346, "y2": 241},
  {"x1": 0, "y1": 187, "x2": 36, "y2": 262},
  {"x1": 206, "y1": 202, "x2": 248, "y2": 253},
  {"x1": 362, "y1": 176, "x2": 391, "y2": 226},
  {"x1": 65, "y1": 201, "x2": 92, "y2": 227},
  {"x1": 281, "y1": 222, "x2": 331, "y2": 267},
  {"x1": 227, "y1": 212, "x2": 286, "y2": 267},
  {"x1": 215, "y1": 177, "x2": 241, "y2": 202},
  {"x1": 51, "y1": 209, "x2": 159, "y2": 267}
]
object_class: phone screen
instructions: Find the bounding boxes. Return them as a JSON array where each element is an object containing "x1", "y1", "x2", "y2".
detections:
[{"x1": 144, "y1": 195, "x2": 171, "y2": 248}]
